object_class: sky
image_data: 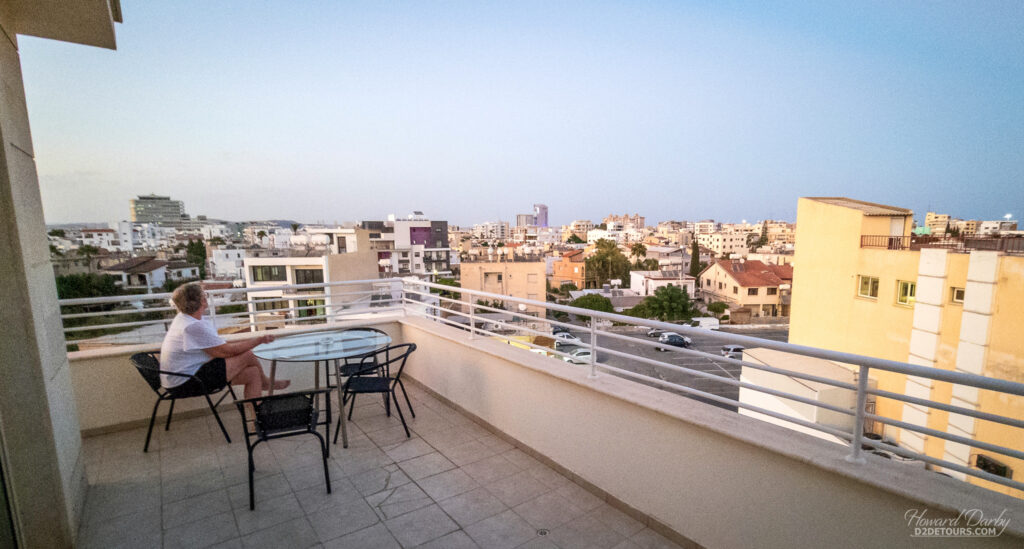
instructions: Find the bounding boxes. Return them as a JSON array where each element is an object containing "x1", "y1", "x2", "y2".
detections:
[{"x1": 19, "y1": 1, "x2": 1024, "y2": 227}]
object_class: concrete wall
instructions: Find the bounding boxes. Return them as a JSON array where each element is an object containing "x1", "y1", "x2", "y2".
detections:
[
  {"x1": 400, "y1": 318, "x2": 1022, "y2": 548},
  {"x1": 0, "y1": 13, "x2": 84, "y2": 547}
]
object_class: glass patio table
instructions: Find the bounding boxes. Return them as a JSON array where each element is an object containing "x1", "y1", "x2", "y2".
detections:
[{"x1": 253, "y1": 328, "x2": 391, "y2": 447}]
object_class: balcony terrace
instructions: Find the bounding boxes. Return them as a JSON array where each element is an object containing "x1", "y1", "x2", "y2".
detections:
[
  {"x1": 861, "y1": 235, "x2": 1024, "y2": 254},
  {"x1": 61, "y1": 279, "x2": 1024, "y2": 548}
]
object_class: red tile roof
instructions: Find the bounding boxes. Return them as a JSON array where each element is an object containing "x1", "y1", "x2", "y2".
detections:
[
  {"x1": 711, "y1": 259, "x2": 793, "y2": 287},
  {"x1": 103, "y1": 257, "x2": 168, "y2": 274}
]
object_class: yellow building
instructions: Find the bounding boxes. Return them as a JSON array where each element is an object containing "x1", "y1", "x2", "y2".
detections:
[
  {"x1": 790, "y1": 197, "x2": 1024, "y2": 498},
  {"x1": 925, "y1": 211, "x2": 951, "y2": 234},
  {"x1": 460, "y1": 259, "x2": 547, "y2": 316}
]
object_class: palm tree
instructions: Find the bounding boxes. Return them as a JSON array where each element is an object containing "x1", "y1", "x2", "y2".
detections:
[{"x1": 629, "y1": 243, "x2": 647, "y2": 266}]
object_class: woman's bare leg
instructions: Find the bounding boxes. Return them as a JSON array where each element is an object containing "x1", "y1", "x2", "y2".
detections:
[{"x1": 226, "y1": 351, "x2": 289, "y2": 397}]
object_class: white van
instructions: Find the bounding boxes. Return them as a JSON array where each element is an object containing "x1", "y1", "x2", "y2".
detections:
[{"x1": 690, "y1": 317, "x2": 720, "y2": 329}]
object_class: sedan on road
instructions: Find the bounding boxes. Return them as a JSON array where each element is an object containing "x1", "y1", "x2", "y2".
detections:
[
  {"x1": 553, "y1": 332, "x2": 583, "y2": 348},
  {"x1": 655, "y1": 332, "x2": 692, "y2": 351}
]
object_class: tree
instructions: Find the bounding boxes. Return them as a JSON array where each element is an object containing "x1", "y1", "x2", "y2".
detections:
[
  {"x1": 569, "y1": 294, "x2": 614, "y2": 322},
  {"x1": 76, "y1": 244, "x2": 100, "y2": 272},
  {"x1": 688, "y1": 238, "x2": 701, "y2": 278},
  {"x1": 185, "y1": 240, "x2": 207, "y2": 279},
  {"x1": 431, "y1": 277, "x2": 461, "y2": 300},
  {"x1": 629, "y1": 243, "x2": 647, "y2": 267},
  {"x1": 48, "y1": 229, "x2": 66, "y2": 238},
  {"x1": 256, "y1": 230, "x2": 267, "y2": 240},
  {"x1": 639, "y1": 284, "x2": 695, "y2": 322},
  {"x1": 597, "y1": 223, "x2": 607, "y2": 230},
  {"x1": 55, "y1": 273, "x2": 120, "y2": 300},
  {"x1": 566, "y1": 234, "x2": 585, "y2": 244},
  {"x1": 290, "y1": 223, "x2": 300, "y2": 233},
  {"x1": 49, "y1": 244, "x2": 63, "y2": 256},
  {"x1": 208, "y1": 236, "x2": 226, "y2": 246},
  {"x1": 707, "y1": 301, "x2": 729, "y2": 317},
  {"x1": 584, "y1": 239, "x2": 630, "y2": 288},
  {"x1": 631, "y1": 258, "x2": 659, "y2": 271}
]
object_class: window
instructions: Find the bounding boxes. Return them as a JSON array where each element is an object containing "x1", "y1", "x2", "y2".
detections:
[
  {"x1": 254, "y1": 297, "x2": 288, "y2": 312},
  {"x1": 767, "y1": 287, "x2": 777, "y2": 296},
  {"x1": 747, "y1": 288, "x2": 758, "y2": 296},
  {"x1": 296, "y1": 298, "x2": 326, "y2": 319},
  {"x1": 896, "y1": 280, "x2": 916, "y2": 305},
  {"x1": 857, "y1": 275, "x2": 879, "y2": 298},
  {"x1": 972, "y1": 454, "x2": 1012, "y2": 479},
  {"x1": 414, "y1": 252, "x2": 421, "y2": 257},
  {"x1": 294, "y1": 269, "x2": 323, "y2": 285},
  {"x1": 251, "y1": 265, "x2": 286, "y2": 282},
  {"x1": 718, "y1": 282, "x2": 723, "y2": 290},
  {"x1": 951, "y1": 287, "x2": 965, "y2": 304},
  {"x1": 733, "y1": 286, "x2": 738, "y2": 294}
]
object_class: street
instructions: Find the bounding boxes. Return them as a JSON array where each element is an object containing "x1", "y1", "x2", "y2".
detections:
[{"x1": 557, "y1": 324, "x2": 790, "y2": 412}]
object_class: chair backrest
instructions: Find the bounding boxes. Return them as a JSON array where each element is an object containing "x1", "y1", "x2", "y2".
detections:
[
  {"x1": 130, "y1": 352, "x2": 163, "y2": 392},
  {"x1": 236, "y1": 389, "x2": 331, "y2": 438},
  {"x1": 359, "y1": 343, "x2": 416, "y2": 383}
]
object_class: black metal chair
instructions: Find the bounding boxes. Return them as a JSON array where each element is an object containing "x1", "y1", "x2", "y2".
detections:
[
  {"x1": 235, "y1": 389, "x2": 332, "y2": 510},
  {"x1": 130, "y1": 352, "x2": 236, "y2": 452},
  {"x1": 333, "y1": 343, "x2": 417, "y2": 444}
]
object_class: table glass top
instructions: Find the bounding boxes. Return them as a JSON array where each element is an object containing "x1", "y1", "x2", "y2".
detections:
[{"x1": 252, "y1": 328, "x2": 391, "y2": 361}]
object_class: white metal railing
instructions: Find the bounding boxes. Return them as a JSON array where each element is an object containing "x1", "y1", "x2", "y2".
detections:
[{"x1": 59, "y1": 277, "x2": 1024, "y2": 495}]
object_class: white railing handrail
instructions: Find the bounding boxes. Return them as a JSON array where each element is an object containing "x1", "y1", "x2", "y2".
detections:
[
  {"x1": 57, "y1": 277, "x2": 1024, "y2": 493},
  {"x1": 403, "y1": 278, "x2": 1024, "y2": 397}
]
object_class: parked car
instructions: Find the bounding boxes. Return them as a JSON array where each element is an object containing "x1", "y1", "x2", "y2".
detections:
[
  {"x1": 553, "y1": 332, "x2": 582, "y2": 348},
  {"x1": 646, "y1": 328, "x2": 666, "y2": 338},
  {"x1": 656, "y1": 332, "x2": 692, "y2": 351},
  {"x1": 552, "y1": 324, "x2": 571, "y2": 335},
  {"x1": 721, "y1": 345, "x2": 745, "y2": 359},
  {"x1": 562, "y1": 347, "x2": 592, "y2": 364}
]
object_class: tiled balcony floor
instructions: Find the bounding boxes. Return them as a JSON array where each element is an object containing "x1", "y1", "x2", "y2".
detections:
[{"x1": 78, "y1": 383, "x2": 684, "y2": 549}]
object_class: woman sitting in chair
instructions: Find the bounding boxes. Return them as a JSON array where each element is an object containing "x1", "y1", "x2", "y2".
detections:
[{"x1": 161, "y1": 282, "x2": 289, "y2": 399}]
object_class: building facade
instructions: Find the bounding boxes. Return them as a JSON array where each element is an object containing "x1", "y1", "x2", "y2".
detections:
[
  {"x1": 789, "y1": 197, "x2": 1024, "y2": 498},
  {"x1": 130, "y1": 194, "x2": 186, "y2": 225}
]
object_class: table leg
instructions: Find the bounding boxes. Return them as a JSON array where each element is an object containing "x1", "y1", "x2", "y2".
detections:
[
  {"x1": 335, "y1": 358, "x2": 349, "y2": 448},
  {"x1": 314, "y1": 360, "x2": 320, "y2": 390},
  {"x1": 268, "y1": 360, "x2": 277, "y2": 395}
]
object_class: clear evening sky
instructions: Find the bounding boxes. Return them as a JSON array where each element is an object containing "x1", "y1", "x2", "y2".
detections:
[{"x1": 20, "y1": 1, "x2": 1024, "y2": 227}]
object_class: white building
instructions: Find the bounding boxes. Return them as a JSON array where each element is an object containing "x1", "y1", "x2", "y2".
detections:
[
  {"x1": 629, "y1": 270, "x2": 697, "y2": 297},
  {"x1": 208, "y1": 246, "x2": 247, "y2": 279},
  {"x1": 473, "y1": 221, "x2": 510, "y2": 240},
  {"x1": 116, "y1": 221, "x2": 175, "y2": 252},
  {"x1": 697, "y1": 231, "x2": 748, "y2": 257},
  {"x1": 80, "y1": 228, "x2": 118, "y2": 250}
]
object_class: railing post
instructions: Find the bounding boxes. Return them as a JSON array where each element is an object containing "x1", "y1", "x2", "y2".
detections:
[
  {"x1": 468, "y1": 302, "x2": 476, "y2": 340},
  {"x1": 846, "y1": 364, "x2": 870, "y2": 464},
  {"x1": 588, "y1": 320, "x2": 598, "y2": 379}
]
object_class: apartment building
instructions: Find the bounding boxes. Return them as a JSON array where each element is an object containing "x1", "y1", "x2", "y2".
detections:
[
  {"x1": 604, "y1": 213, "x2": 645, "y2": 230},
  {"x1": 80, "y1": 228, "x2": 118, "y2": 250},
  {"x1": 208, "y1": 246, "x2": 247, "y2": 279},
  {"x1": 789, "y1": 197, "x2": 1024, "y2": 497},
  {"x1": 516, "y1": 213, "x2": 535, "y2": 227},
  {"x1": 363, "y1": 216, "x2": 451, "y2": 277},
  {"x1": 550, "y1": 249, "x2": 590, "y2": 289},
  {"x1": 697, "y1": 231, "x2": 748, "y2": 258},
  {"x1": 130, "y1": 194, "x2": 186, "y2": 225},
  {"x1": 243, "y1": 230, "x2": 382, "y2": 327},
  {"x1": 925, "y1": 211, "x2": 951, "y2": 234},
  {"x1": 472, "y1": 221, "x2": 510, "y2": 240},
  {"x1": 460, "y1": 258, "x2": 547, "y2": 316},
  {"x1": 533, "y1": 203, "x2": 548, "y2": 227},
  {"x1": 699, "y1": 259, "x2": 793, "y2": 317}
]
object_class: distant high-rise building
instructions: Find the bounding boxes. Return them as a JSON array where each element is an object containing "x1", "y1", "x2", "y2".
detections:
[
  {"x1": 533, "y1": 204, "x2": 548, "y2": 227},
  {"x1": 130, "y1": 194, "x2": 186, "y2": 225},
  {"x1": 516, "y1": 213, "x2": 536, "y2": 227}
]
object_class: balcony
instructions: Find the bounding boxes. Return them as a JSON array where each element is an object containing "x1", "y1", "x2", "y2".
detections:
[
  {"x1": 61, "y1": 279, "x2": 1024, "y2": 547},
  {"x1": 861, "y1": 234, "x2": 1024, "y2": 254}
]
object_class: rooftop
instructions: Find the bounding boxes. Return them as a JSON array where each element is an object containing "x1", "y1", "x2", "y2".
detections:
[
  {"x1": 806, "y1": 197, "x2": 913, "y2": 216},
  {"x1": 78, "y1": 382, "x2": 676, "y2": 549}
]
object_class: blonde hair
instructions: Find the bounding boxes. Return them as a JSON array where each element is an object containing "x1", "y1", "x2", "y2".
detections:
[{"x1": 171, "y1": 283, "x2": 205, "y2": 315}]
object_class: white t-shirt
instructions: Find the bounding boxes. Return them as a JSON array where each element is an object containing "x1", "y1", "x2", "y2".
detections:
[{"x1": 159, "y1": 314, "x2": 227, "y2": 388}]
